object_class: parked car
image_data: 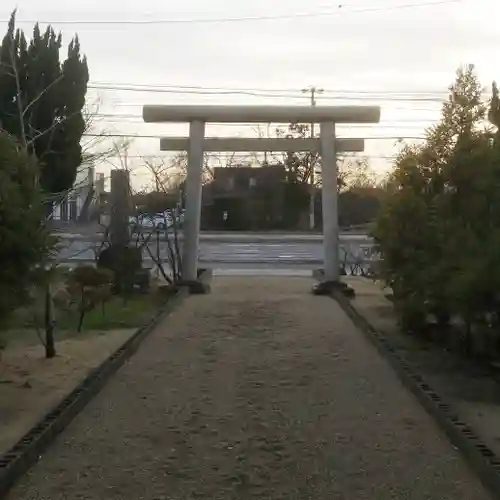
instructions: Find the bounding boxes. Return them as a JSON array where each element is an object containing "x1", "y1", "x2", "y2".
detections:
[{"x1": 128, "y1": 209, "x2": 185, "y2": 231}]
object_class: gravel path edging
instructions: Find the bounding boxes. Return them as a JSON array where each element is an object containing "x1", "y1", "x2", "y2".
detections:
[
  {"x1": 329, "y1": 287, "x2": 500, "y2": 500},
  {"x1": 0, "y1": 285, "x2": 192, "y2": 498}
]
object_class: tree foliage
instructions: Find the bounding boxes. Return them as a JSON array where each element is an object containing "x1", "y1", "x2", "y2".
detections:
[
  {"x1": 134, "y1": 190, "x2": 179, "y2": 215},
  {"x1": 338, "y1": 187, "x2": 383, "y2": 227},
  {"x1": 337, "y1": 157, "x2": 383, "y2": 227},
  {"x1": 373, "y1": 65, "x2": 500, "y2": 354},
  {"x1": 0, "y1": 132, "x2": 51, "y2": 325},
  {"x1": 276, "y1": 125, "x2": 382, "y2": 228},
  {"x1": 0, "y1": 10, "x2": 89, "y2": 199}
]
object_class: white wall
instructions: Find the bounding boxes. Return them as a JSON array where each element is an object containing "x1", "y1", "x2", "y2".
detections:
[{"x1": 51, "y1": 165, "x2": 94, "y2": 221}]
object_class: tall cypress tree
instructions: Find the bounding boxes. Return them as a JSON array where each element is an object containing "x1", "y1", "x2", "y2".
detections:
[{"x1": 0, "y1": 10, "x2": 89, "y2": 199}]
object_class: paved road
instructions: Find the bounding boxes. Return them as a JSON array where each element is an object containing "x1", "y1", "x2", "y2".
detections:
[
  {"x1": 7, "y1": 277, "x2": 492, "y2": 499},
  {"x1": 57, "y1": 240, "x2": 324, "y2": 265},
  {"x1": 56, "y1": 233, "x2": 376, "y2": 269}
]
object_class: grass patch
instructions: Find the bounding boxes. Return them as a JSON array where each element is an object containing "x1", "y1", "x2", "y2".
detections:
[
  {"x1": 60, "y1": 295, "x2": 160, "y2": 331},
  {"x1": 1, "y1": 293, "x2": 169, "y2": 348}
]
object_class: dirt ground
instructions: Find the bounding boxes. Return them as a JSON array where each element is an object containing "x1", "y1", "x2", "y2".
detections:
[
  {"x1": 6, "y1": 277, "x2": 492, "y2": 500},
  {"x1": 0, "y1": 329, "x2": 135, "y2": 456},
  {"x1": 345, "y1": 276, "x2": 500, "y2": 459}
]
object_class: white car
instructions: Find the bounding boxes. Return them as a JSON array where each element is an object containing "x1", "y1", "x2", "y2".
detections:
[{"x1": 129, "y1": 209, "x2": 185, "y2": 231}]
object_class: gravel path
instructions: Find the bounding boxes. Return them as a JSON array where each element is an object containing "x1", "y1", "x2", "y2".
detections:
[{"x1": 7, "y1": 277, "x2": 492, "y2": 500}]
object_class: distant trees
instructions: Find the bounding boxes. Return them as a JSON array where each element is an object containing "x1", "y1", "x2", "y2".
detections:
[
  {"x1": 133, "y1": 191, "x2": 179, "y2": 215},
  {"x1": 337, "y1": 157, "x2": 384, "y2": 228},
  {"x1": 249, "y1": 123, "x2": 383, "y2": 230},
  {"x1": 338, "y1": 187, "x2": 383, "y2": 228},
  {"x1": 276, "y1": 123, "x2": 317, "y2": 228},
  {"x1": 161, "y1": 120, "x2": 384, "y2": 231}
]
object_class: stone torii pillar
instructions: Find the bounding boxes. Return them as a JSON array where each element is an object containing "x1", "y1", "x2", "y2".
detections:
[
  {"x1": 143, "y1": 105, "x2": 381, "y2": 284},
  {"x1": 182, "y1": 120, "x2": 205, "y2": 282},
  {"x1": 320, "y1": 121, "x2": 339, "y2": 282}
]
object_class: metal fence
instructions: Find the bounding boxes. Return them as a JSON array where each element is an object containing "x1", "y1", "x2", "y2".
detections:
[{"x1": 339, "y1": 242, "x2": 381, "y2": 276}]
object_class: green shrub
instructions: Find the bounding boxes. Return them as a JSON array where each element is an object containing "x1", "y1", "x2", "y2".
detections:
[
  {"x1": 374, "y1": 66, "x2": 500, "y2": 358},
  {"x1": 97, "y1": 245, "x2": 142, "y2": 293},
  {"x1": 0, "y1": 133, "x2": 51, "y2": 326}
]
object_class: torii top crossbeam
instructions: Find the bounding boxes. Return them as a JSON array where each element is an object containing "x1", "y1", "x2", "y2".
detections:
[{"x1": 143, "y1": 104, "x2": 380, "y2": 124}]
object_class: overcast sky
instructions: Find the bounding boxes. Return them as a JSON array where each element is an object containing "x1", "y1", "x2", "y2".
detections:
[{"x1": 1, "y1": 0, "x2": 498, "y2": 187}]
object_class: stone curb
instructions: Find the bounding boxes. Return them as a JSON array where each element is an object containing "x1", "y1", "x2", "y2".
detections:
[
  {"x1": 0, "y1": 283, "x2": 194, "y2": 498},
  {"x1": 330, "y1": 288, "x2": 500, "y2": 500}
]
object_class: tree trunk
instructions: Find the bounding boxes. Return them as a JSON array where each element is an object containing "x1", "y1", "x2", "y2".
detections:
[
  {"x1": 77, "y1": 289, "x2": 87, "y2": 333},
  {"x1": 44, "y1": 284, "x2": 56, "y2": 358},
  {"x1": 77, "y1": 307, "x2": 85, "y2": 333},
  {"x1": 464, "y1": 319, "x2": 473, "y2": 357}
]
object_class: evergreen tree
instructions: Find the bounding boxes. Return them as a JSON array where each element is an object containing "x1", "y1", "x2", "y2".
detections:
[
  {"x1": 0, "y1": 132, "x2": 51, "y2": 326},
  {"x1": 489, "y1": 81, "x2": 500, "y2": 140},
  {"x1": 373, "y1": 65, "x2": 492, "y2": 331},
  {"x1": 0, "y1": 10, "x2": 89, "y2": 200}
]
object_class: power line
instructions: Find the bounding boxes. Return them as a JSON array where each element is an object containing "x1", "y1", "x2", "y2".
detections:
[
  {"x1": 92, "y1": 112, "x2": 439, "y2": 123},
  {"x1": 89, "y1": 85, "x2": 306, "y2": 99},
  {"x1": 89, "y1": 113, "x2": 440, "y2": 129},
  {"x1": 96, "y1": 121, "x2": 437, "y2": 128},
  {"x1": 87, "y1": 84, "x2": 450, "y2": 102},
  {"x1": 112, "y1": 101, "x2": 443, "y2": 112},
  {"x1": 83, "y1": 132, "x2": 425, "y2": 140},
  {"x1": 4, "y1": 1, "x2": 461, "y2": 26},
  {"x1": 103, "y1": 153, "x2": 400, "y2": 160},
  {"x1": 118, "y1": 153, "x2": 397, "y2": 157},
  {"x1": 95, "y1": 120, "x2": 435, "y2": 129},
  {"x1": 89, "y1": 81, "x2": 462, "y2": 95}
]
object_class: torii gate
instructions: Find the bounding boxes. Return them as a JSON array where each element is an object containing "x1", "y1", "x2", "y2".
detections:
[{"x1": 143, "y1": 104, "x2": 380, "y2": 284}]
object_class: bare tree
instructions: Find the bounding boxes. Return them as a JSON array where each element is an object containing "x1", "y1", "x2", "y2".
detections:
[
  {"x1": 337, "y1": 156, "x2": 378, "y2": 191},
  {"x1": 96, "y1": 145, "x2": 185, "y2": 287},
  {"x1": 249, "y1": 123, "x2": 318, "y2": 182},
  {"x1": 171, "y1": 150, "x2": 246, "y2": 183},
  {"x1": 251, "y1": 124, "x2": 379, "y2": 189},
  {"x1": 142, "y1": 161, "x2": 185, "y2": 284}
]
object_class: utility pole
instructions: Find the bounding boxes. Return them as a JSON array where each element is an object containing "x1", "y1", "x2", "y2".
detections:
[
  {"x1": 263, "y1": 123, "x2": 270, "y2": 165},
  {"x1": 302, "y1": 86, "x2": 324, "y2": 230},
  {"x1": 109, "y1": 169, "x2": 131, "y2": 248}
]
